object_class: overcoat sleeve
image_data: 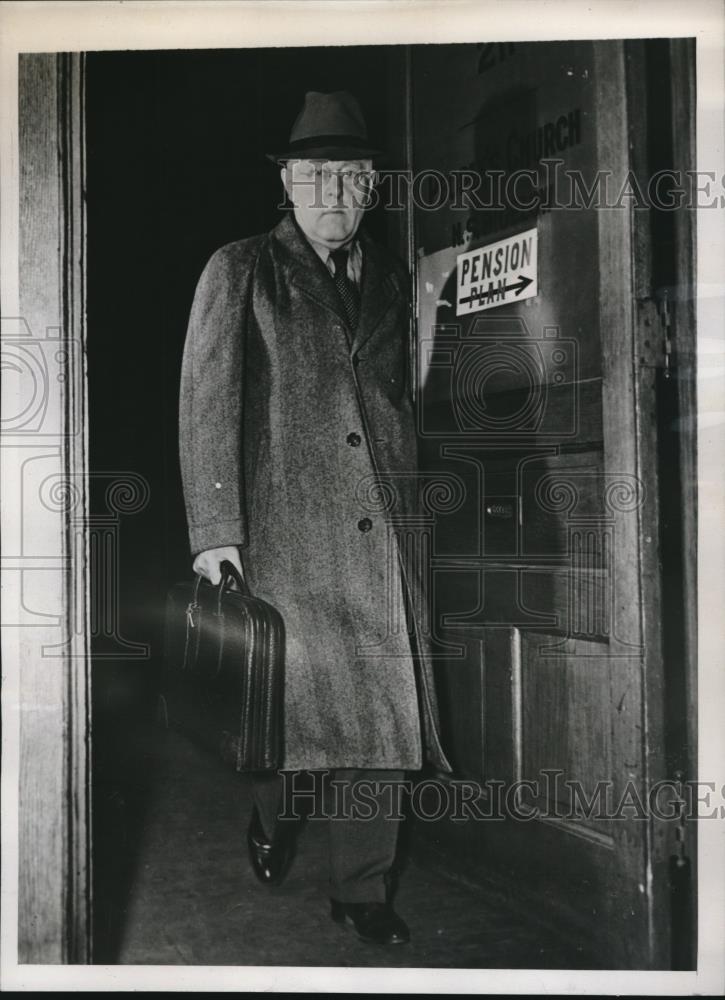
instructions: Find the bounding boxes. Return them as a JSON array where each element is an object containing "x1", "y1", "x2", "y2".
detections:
[{"x1": 178, "y1": 239, "x2": 261, "y2": 556}]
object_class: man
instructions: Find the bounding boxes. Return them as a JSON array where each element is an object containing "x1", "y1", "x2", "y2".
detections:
[{"x1": 179, "y1": 90, "x2": 450, "y2": 946}]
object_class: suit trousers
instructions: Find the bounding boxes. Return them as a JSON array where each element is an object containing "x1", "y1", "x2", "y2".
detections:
[{"x1": 251, "y1": 768, "x2": 406, "y2": 903}]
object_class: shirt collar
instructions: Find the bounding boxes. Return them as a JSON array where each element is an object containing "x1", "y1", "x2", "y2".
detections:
[
  {"x1": 305, "y1": 234, "x2": 361, "y2": 268},
  {"x1": 290, "y1": 214, "x2": 363, "y2": 282}
]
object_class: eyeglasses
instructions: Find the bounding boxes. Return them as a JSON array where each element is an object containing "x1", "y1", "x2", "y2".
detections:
[{"x1": 289, "y1": 163, "x2": 375, "y2": 188}]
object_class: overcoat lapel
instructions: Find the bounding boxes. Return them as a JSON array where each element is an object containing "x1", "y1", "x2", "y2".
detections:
[
  {"x1": 272, "y1": 214, "x2": 349, "y2": 332},
  {"x1": 271, "y1": 214, "x2": 400, "y2": 356},
  {"x1": 353, "y1": 231, "x2": 400, "y2": 356}
]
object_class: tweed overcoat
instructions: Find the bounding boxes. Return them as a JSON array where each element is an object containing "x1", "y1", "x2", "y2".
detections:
[{"x1": 179, "y1": 213, "x2": 451, "y2": 773}]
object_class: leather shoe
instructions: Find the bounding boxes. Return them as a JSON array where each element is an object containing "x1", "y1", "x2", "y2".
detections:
[
  {"x1": 330, "y1": 899, "x2": 410, "y2": 945},
  {"x1": 246, "y1": 806, "x2": 296, "y2": 886}
]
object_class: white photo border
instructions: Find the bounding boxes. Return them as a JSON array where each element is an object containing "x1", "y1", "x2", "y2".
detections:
[{"x1": 1, "y1": 0, "x2": 723, "y2": 994}]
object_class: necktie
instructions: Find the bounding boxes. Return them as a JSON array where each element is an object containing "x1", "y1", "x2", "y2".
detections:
[{"x1": 330, "y1": 248, "x2": 360, "y2": 330}]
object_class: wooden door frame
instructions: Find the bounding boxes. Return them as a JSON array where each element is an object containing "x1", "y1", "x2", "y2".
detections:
[
  {"x1": 594, "y1": 38, "x2": 657, "y2": 967},
  {"x1": 624, "y1": 36, "x2": 699, "y2": 968},
  {"x1": 2, "y1": 51, "x2": 91, "y2": 964}
]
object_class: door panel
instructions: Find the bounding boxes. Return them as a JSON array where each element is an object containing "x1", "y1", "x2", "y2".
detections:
[{"x1": 412, "y1": 39, "x2": 681, "y2": 968}]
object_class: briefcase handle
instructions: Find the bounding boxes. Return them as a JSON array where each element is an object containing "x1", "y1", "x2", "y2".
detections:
[{"x1": 219, "y1": 558, "x2": 251, "y2": 599}]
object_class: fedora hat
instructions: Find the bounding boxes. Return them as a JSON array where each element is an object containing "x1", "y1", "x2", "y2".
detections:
[{"x1": 266, "y1": 90, "x2": 383, "y2": 163}]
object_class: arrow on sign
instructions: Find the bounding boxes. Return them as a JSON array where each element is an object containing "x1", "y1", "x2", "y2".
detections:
[{"x1": 460, "y1": 274, "x2": 533, "y2": 306}]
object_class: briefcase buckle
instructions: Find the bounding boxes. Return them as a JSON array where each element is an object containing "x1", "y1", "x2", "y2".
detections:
[{"x1": 186, "y1": 601, "x2": 200, "y2": 629}]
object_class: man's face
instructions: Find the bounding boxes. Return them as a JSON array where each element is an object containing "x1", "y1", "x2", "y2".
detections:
[{"x1": 282, "y1": 158, "x2": 375, "y2": 248}]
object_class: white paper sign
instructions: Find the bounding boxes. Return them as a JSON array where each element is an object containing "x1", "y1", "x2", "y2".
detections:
[{"x1": 456, "y1": 228, "x2": 538, "y2": 315}]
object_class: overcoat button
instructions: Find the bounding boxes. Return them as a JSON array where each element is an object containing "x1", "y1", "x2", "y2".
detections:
[
  {"x1": 357, "y1": 517, "x2": 372, "y2": 533},
  {"x1": 347, "y1": 432, "x2": 361, "y2": 447}
]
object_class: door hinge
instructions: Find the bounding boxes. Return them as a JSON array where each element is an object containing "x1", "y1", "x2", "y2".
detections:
[
  {"x1": 672, "y1": 768, "x2": 689, "y2": 866},
  {"x1": 668, "y1": 767, "x2": 694, "y2": 969},
  {"x1": 657, "y1": 288, "x2": 673, "y2": 380},
  {"x1": 637, "y1": 288, "x2": 674, "y2": 377}
]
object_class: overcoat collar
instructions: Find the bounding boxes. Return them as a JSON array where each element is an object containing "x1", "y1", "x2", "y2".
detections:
[{"x1": 270, "y1": 213, "x2": 401, "y2": 355}]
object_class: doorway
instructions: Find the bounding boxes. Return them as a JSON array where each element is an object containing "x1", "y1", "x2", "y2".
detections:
[{"x1": 84, "y1": 44, "x2": 406, "y2": 961}]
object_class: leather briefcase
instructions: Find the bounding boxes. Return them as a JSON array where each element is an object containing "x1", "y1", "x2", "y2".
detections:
[{"x1": 160, "y1": 559, "x2": 284, "y2": 771}]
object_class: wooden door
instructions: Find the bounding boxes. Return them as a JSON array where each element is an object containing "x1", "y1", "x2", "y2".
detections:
[{"x1": 409, "y1": 39, "x2": 695, "y2": 968}]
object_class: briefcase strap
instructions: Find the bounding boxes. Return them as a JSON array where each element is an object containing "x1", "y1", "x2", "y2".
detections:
[
  {"x1": 183, "y1": 559, "x2": 251, "y2": 672},
  {"x1": 219, "y1": 558, "x2": 250, "y2": 600}
]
